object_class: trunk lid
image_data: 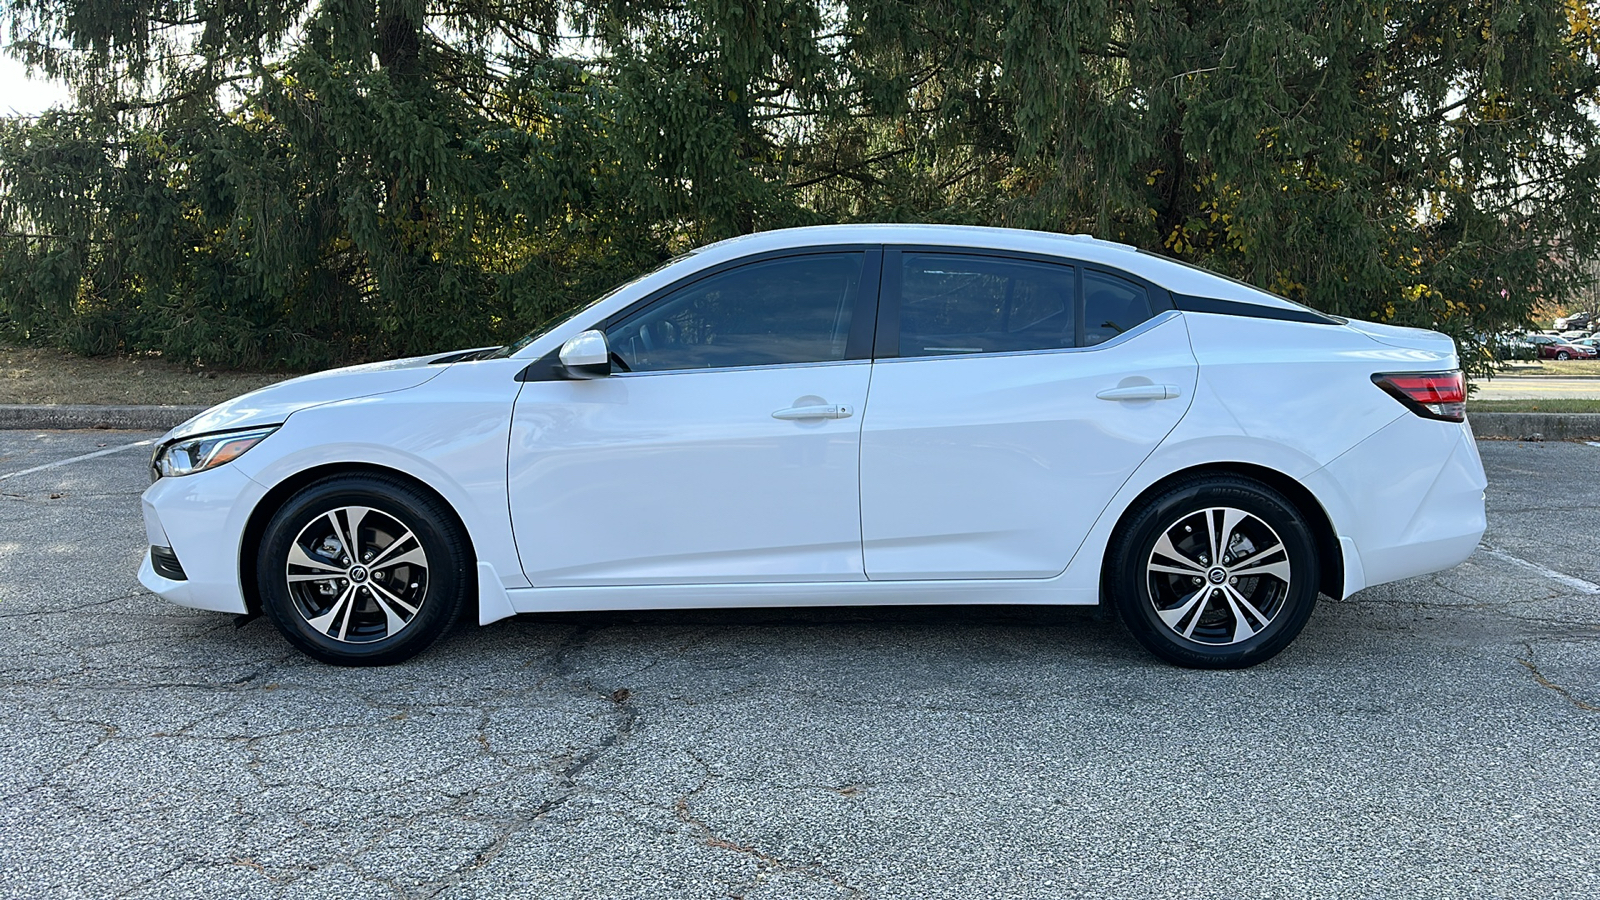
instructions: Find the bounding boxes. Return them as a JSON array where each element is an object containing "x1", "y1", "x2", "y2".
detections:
[{"x1": 1344, "y1": 319, "x2": 1458, "y2": 360}]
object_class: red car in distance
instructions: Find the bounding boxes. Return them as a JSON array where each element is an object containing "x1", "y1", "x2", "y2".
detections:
[{"x1": 1528, "y1": 335, "x2": 1598, "y2": 360}]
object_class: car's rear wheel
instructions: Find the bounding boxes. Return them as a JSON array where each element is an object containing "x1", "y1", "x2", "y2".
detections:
[
  {"x1": 1107, "y1": 475, "x2": 1320, "y2": 669},
  {"x1": 257, "y1": 474, "x2": 470, "y2": 666}
]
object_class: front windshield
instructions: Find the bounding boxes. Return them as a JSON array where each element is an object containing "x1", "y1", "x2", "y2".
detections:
[{"x1": 486, "y1": 251, "x2": 699, "y2": 359}]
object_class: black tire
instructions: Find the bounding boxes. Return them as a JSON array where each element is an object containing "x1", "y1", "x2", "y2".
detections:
[
  {"x1": 1557, "y1": 350, "x2": 1571, "y2": 360},
  {"x1": 257, "y1": 474, "x2": 471, "y2": 666},
  {"x1": 1106, "y1": 475, "x2": 1320, "y2": 669}
]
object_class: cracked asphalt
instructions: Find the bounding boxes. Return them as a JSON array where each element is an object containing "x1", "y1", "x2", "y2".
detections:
[{"x1": 1, "y1": 430, "x2": 1597, "y2": 899}]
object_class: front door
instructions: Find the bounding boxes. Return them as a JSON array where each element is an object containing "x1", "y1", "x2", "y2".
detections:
[{"x1": 508, "y1": 250, "x2": 879, "y2": 586}]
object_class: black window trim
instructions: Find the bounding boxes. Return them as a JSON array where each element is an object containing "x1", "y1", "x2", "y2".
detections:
[
  {"x1": 1136, "y1": 247, "x2": 1347, "y2": 324},
  {"x1": 1169, "y1": 292, "x2": 1346, "y2": 325},
  {"x1": 518, "y1": 245, "x2": 884, "y2": 382},
  {"x1": 874, "y1": 245, "x2": 1176, "y2": 360}
]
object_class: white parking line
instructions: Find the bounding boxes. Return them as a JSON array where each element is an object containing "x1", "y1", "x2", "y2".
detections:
[
  {"x1": 1478, "y1": 544, "x2": 1600, "y2": 595},
  {"x1": 1586, "y1": 441, "x2": 1600, "y2": 449},
  {"x1": 0, "y1": 439, "x2": 157, "y2": 482}
]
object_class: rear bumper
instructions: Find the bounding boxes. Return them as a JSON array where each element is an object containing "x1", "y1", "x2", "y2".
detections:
[{"x1": 1312, "y1": 417, "x2": 1486, "y2": 593}]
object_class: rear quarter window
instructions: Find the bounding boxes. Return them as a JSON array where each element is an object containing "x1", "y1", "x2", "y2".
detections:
[{"x1": 1083, "y1": 270, "x2": 1155, "y2": 346}]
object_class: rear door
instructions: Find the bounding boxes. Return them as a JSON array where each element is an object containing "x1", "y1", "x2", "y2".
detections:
[{"x1": 858, "y1": 249, "x2": 1198, "y2": 580}]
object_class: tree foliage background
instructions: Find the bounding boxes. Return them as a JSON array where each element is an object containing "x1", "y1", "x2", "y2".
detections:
[{"x1": 3, "y1": 0, "x2": 1600, "y2": 376}]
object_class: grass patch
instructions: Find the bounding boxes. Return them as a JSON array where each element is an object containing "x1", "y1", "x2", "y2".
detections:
[
  {"x1": 1492, "y1": 359, "x2": 1600, "y2": 377},
  {"x1": 0, "y1": 345, "x2": 289, "y2": 406},
  {"x1": 1467, "y1": 398, "x2": 1600, "y2": 413}
]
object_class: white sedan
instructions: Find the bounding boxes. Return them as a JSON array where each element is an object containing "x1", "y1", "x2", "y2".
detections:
[{"x1": 139, "y1": 225, "x2": 1487, "y2": 668}]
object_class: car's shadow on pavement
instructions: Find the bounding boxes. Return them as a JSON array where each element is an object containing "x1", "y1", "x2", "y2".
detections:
[
  {"x1": 510, "y1": 602, "x2": 1110, "y2": 633},
  {"x1": 449, "y1": 602, "x2": 1149, "y2": 676}
]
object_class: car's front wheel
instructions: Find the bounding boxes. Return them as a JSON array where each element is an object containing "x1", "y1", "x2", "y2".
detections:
[
  {"x1": 1107, "y1": 475, "x2": 1320, "y2": 669},
  {"x1": 257, "y1": 474, "x2": 470, "y2": 665},
  {"x1": 1556, "y1": 350, "x2": 1571, "y2": 360}
]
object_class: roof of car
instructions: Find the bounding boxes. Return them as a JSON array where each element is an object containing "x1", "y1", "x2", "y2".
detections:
[{"x1": 693, "y1": 224, "x2": 1304, "y2": 310}]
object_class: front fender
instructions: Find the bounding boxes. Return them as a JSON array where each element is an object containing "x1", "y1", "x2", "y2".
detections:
[{"x1": 230, "y1": 360, "x2": 529, "y2": 593}]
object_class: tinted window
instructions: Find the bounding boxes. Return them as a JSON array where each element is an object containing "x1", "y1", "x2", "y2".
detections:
[
  {"x1": 898, "y1": 254, "x2": 1076, "y2": 355},
  {"x1": 607, "y1": 253, "x2": 863, "y2": 372},
  {"x1": 1083, "y1": 270, "x2": 1154, "y2": 345}
]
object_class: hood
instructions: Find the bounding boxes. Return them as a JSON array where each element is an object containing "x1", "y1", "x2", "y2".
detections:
[
  {"x1": 164, "y1": 353, "x2": 453, "y2": 441},
  {"x1": 1344, "y1": 319, "x2": 1458, "y2": 358}
]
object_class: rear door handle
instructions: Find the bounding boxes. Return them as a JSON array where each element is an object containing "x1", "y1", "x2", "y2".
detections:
[
  {"x1": 1096, "y1": 384, "x2": 1181, "y2": 401},
  {"x1": 772, "y1": 404, "x2": 853, "y2": 420}
]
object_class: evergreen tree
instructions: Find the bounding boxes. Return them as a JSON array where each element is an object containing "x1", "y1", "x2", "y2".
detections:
[{"x1": 3, "y1": 0, "x2": 1598, "y2": 377}]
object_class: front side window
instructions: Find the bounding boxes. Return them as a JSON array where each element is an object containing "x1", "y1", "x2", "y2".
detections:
[
  {"x1": 607, "y1": 253, "x2": 864, "y2": 373},
  {"x1": 897, "y1": 254, "x2": 1077, "y2": 356}
]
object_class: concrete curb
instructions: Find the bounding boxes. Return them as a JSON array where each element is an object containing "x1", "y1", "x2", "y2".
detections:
[
  {"x1": 1470, "y1": 412, "x2": 1600, "y2": 441},
  {"x1": 0, "y1": 404, "x2": 205, "y2": 431}
]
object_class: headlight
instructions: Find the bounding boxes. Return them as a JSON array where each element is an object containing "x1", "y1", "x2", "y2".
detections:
[{"x1": 152, "y1": 426, "x2": 278, "y2": 479}]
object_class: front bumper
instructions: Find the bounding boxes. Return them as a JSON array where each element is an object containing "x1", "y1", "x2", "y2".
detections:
[{"x1": 138, "y1": 464, "x2": 267, "y2": 614}]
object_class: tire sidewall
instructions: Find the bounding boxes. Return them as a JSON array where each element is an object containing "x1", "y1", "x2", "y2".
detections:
[
  {"x1": 1111, "y1": 477, "x2": 1320, "y2": 669},
  {"x1": 258, "y1": 477, "x2": 468, "y2": 666}
]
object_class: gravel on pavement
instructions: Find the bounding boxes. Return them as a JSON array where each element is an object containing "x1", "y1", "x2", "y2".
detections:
[{"x1": 1, "y1": 430, "x2": 1597, "y2": 899}]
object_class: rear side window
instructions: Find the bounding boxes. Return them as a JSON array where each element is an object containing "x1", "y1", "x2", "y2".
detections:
[
  {"x1": 897, "y1": 254, "x2": 1077, "y2": 355},
  {"x1": 1083, "y1": 270, "x2": 1154, "y2": 345},
  {"x1": 607, "y1": 253, "x2": 864, "y2": 372}
]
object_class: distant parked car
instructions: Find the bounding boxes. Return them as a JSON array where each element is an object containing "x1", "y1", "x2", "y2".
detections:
[
  {"x1": 1540, "y1": 338, "x2": 1598, "y2": 360},
  {"x1": 1571, "y1": 337, "x2": 1600, "y2": 354},
  {"x1": 1492, "y1": 333, "x2": 1536, "y2": 360}
]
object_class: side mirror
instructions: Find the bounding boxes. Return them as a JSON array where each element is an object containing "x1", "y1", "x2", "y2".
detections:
[{"x1": 558, "y1": 330, "x2": 612, "y2": 379}]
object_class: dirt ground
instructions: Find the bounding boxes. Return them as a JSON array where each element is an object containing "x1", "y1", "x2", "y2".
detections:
[{"x1": 0, "y1": 345, "x2": 288, "y2": 406}]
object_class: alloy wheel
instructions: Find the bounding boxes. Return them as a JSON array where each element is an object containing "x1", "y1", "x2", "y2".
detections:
[
  {"x1": 1145, "y1": 506, "x2": 1292, "y2": 646},
  {"x1": 285, "y1": 505, "x2": 430, "y2": 643}
]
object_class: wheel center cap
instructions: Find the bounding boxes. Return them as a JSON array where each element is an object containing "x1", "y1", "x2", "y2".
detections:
[
  {"x1": 1208, "y1": 567, "x2": 1227, "y2": 584},
  {"x1": 349, "y1": 566, "x2": 369, "y2": 583}
]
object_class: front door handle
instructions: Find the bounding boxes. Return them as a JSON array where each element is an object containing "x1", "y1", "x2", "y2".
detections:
[
  {"x1": 772, "y1": 404, "x2": 854, "y2": 420},
  {"x1": 1096, "y1": 384, "x2": 1181, "y2": 401}
]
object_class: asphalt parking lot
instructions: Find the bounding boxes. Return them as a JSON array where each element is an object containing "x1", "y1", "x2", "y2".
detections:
[{"x1": 1, "y1": 431, "x2": 1597, "y2": 899}]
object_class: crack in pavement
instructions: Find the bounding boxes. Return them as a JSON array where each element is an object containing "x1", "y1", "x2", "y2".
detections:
[
  {"x1": 1516, "y1": 643, "x2": 1600, "y2": 712},
  {"x1": 381, "y1": 625, "x2": 645, "y2": 899},
  {"x1": 672, "y1": 754, "x2": 865, "y2": 900},
  {"x1": 0, "y1": 590, "x2": 154, "y2": 620},
  {"x1": 1408, "y1": 576, "x2": 1600, "y2": 631},
  {"x1": 1, "y1": 623, "x2": 665, "y2": 898}
]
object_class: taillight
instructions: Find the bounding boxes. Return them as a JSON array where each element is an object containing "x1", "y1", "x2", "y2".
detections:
[{"x1": 1372, "y1": 371, "x2": 1466, "y2": 423}]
